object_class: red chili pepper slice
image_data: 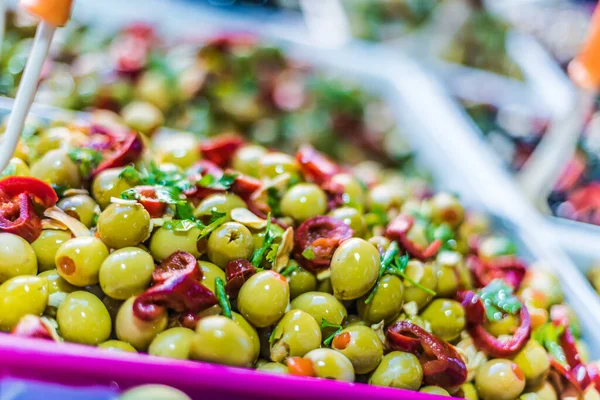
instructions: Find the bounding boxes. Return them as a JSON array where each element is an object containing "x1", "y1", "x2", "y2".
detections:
[
  {"x1": 467, "y1": 255, "x2": 527, "y2": 289},
  {"x1": 92, "y1": 129, "x2": 144, "y2": 177},
  {"x1": 229, "y1": 171, "x2": 262, "y2": 200},
  {"x1": 557, "y1": 325, "x2": 593, "y2": 391},
  {"x1": 199, "y1": 134, "x2": 245, "y2": 168},
  {"x1": 550, "y1": 359, "x2": 591, "y2": 394},
  {"x1": 130, "y1": 186, "x2": 168, "y2": 218},
  {"x1": 184, "y1": 160, "x2": 225, "y2": 200},
  {"x1": 294, "y1": 216, "x2": 353, "y2": 272},
  {"x1": 152, "y1": 251, "x2": 201, "y2": 285},
  {"x1": 0, "y1": 176, "x2": 58, "y2": 209},
  {"x1": 455, "y1": 290, "x2": 485, "y2": 325},
  {"x1": 295, "y1": 145, "x2": 340, "y2": 185},
  {"x1": 11, "y1": 315, "x2": 55, "y2": 341},
  {"x1": 0, "y1": 193, "x2": 42, "y2": 243},
  {"x1": 133, "y1": 274, "x2": 217, "y2": 322},
  {"x1": 385, "y1": 214, "x2": 442, "y2": 261},
  {"x1": 224, "y1": 259, "x2": 257, "y2": 298},
  {"x1": 387, "y1": 321, "x2": 468, "y2": 390}
]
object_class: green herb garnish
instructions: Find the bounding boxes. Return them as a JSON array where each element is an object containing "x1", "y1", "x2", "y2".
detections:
[
  {"x1": 478, "y1": 279, "x2": 522, "y2": 322},
  {"x1": 121, "y1": 185, "x2": 194, "y2": 220},
  {"x1": 215, "y1": 276, "x2": 232, "y2": 319},
  {"x1": 198, "y1": 210, "x2": 227, "y2": 239},
  {"x1": 533, "y1": 323, "x2": 567, "y2": 367},
  {"x1": 119, "y1": 162, "x2": 195, "y2": 193},
  {"x1": 364, "y1": 241, "x2": 399, "y2": 304},
  {"x1": 387, "y1": 254, "x2": 436, "y2": 296},
  {"x1": 196, "y1": 172, "x2": 238, "y2": 190},
  {"x1": 251, "y1": 213, "x2": 279, "y2": 268},
  {"x1": 266, "y1": 187, "x2": 281, "y2": 216},
  {"x1": 301, "y1": 247, "x2": 316, "y2": 260},
  {"x1": 280, "y1": 263, "x2": 297, "y2": 277},
  {"x1": 51, "y1": 184, "x2": 69, "y2": 198},
  {"x1": 68, "y1": 148, "x2": 103, "y2": 178},
  {"x1": 266, "y1": 243, "x2": 280, "y2": 264},
  {"x1": 162, "y1": 219, "x2": 198, "y2": 232},
  {"x1": 321, "y1": 318, "x2": 344, "y2": 347}
]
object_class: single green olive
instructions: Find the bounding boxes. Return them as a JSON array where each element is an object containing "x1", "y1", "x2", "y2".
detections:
[
  {"x1": 57, "y1": 194, "x2": 100, "y2": 228},
  {"x1": 357, "y1": 274, "x2": 404, "y2": 325},
  {"x1": 258, "y1": 152, "x2": 299, "y2": 179},
  {"x1": 420, "y1": 386, "x2": 450, "y2": 396},
  {"x1": 280, "y1": 183, "x2": 327, "y2": 222},
  {"x1": 122, "y1": 101, "x2": 164, "y2": 136},
  {"x1": 420, "y1": 299, "x2": 466, "y2": 342},
  {"x1": 30, "y1": 148, "x2": 81, "y2": 188},
  {"x1": 91, "y1": 168, "x2": 135, "y2": 209},
  {"x1": 55, "y1": 237, "x2": 109, "y2": 287},
  {"x1": 331, "y1": 325, "x2": 383, "y2": 374},
  {"x1": 97, "y1": 203, "x2": 151, "y2": 249},
  {"x1": 119, "y1": 385, "x2": 191, "y2": 400},
  {"x1": 199, "y1": 261, "x2": 226, "y2": 294},
  {"x1": 116, "y1": 297, "x2": 168, "y2": 351},
  {"x1": 328, "y1": 173, "x2": 366, "y2": 208},
  {"x1": 512, "y1": 340, "x2": 550, "y2": 388},
  {"x1": 434, "y1": 263, "x2": 459, "y2": 298},
  {"x1": 31, "y1": 229, "x2": 72, "y2": 272},
  {"x1": 38, "y1": 269, "x2": 77, "y2": 294},
  {"x1": 207, "y1": 222, "x2": 254, "y2": 269},
  {"x1": 57, "y1": 291, "x2": 111, "y2": 345},
  {"x1": 520, "y1": 270, "x2": 564, "y2": 308},
  {"x1": 485, "y1": 314, "x2": 519, "y2": 337},
  {"x1": 2, "y1": 157, "x2": 30, "y2": 176},
  {"x1": 429, "y1": 192, "x2": 465, "y2": 228},
  {"x1": 190, "y1": 315, "x2": 254, "y2": 368},
  {"x1": 135, "y1": 70, "x2": 173, "y2": 111},
  {"x1": 518, "y1": 382, "x2": 557, "y2": 400},
  {"x1": 0, "y1": 232, "x2": 38, "y2": 283},
  {"x1": 330, "y1": 238, "x2": 379, "y2": 300},
  {"x1": 304, "y1": 348, "x2": 355, "y2": 382},
  {"x1": 0, "y1": 276, "x2": 48, "y2": 331},
  {"x1": 34, "y1": 126, "x2": 72, "y2": 155},
  {"x1": 149, "y1": 226, "x2": 203, "y2": 262},
  {"x1": 99, "y1": 247, "x2": 154, "y2": 300},
  {"x1": 98, "y1": 340, "x2": 138, "y2": 353},
  {"x1": 232, "y1": 144, "x2": 267, "y2": 177},
  {"x1": 194, "y1": 193, "x2": 246, "y2": 219},
  {"x1": 286, "y1": 263, "x2": 317, "y2": 299},
  {"x1": 475, "y1": 359, "x2": 526, "y2": 400},
  {"x1": 270, "y1": 309, "x2": 321, "y2": 362},
  {"x1": 238, "y1": 270, "x2": 289, "y2": 328},
  {"x1": 329, "y1": 207, "x2": 367, "y2": 237},
  {"x1": 368, "y1": 183, "x2": 405, "y2": 211},
  {"x1": 402, "y1": 261, "x2": 437, "y2": 309},
  {"x1": 368, "y1": 351, "x2": 423, "y2": 390},
  {"x1": 256, "y1": 362, "x2": 289, "y2": 374},
  {"x1": 290, "y1": 292, "x2": 347, "y2": 335},
  {"x1": 461, "y1": 383, "x2": 480, "y2": 400},
  {"x1": 232, "y1": 312, "x2": 261, "y2": 362},
  {"x1": 148, "y1": 327, "x2": 195, "y2": 359}
]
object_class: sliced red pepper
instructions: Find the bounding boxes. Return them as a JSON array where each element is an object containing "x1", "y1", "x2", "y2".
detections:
[
  {"x1": 133, "y1": 274, "x2": 218, "y2": 322},
  {"x1": 184, "y1": 160, "x2": 225, "y2": 200},
  {"x1": 294, "y1": 216, "x2": 353, "y2": 272},
  {"x1": 130, "y1": 186, "x2": 168, "y2": 218},
  {"x1": 11, "y1": 315, "x2": 55, "y2": 341},
  {"x1": 0, "y1": 192, "x2": 42, "y2": 243},
  {"x1": 229, "y1": 171, "x2": 262, "y2": 200},
  {"x1": 152, "y1": 251, "x2": 201, "y2": 285},
  {"x1": 92, "y1": 129, "x2": 144, "y2": 177},
  {"x1": 550, "y1": 359, "x2": 591, "y2": 394},
  {"x1": 199, "y1": 134, "x2": 245, "y2": 168},
  {"x1": 385, "y1": 214, "x2": 442, "y2": 261},
  {"x1": 467, "y1": 255, "x2": 526, "y2": 289},
  {"x1": 224, "y1": 259, "x2": 257, "y2": 298},
  {"x1": 455, "y1": 290, "x2": 485, "y2": 325},
  {"x1": 295, "y1": 145, "x2": 340, "y2": 185},
  {"x1": 387, "y1": 321, "x2": 468, "y2": 390},
  {"x1": 559, "y1": 325, "x2": 592, "y2": 391},
  {"x1": 0, "y1": 176, "x2": 58, "y2": 209}
]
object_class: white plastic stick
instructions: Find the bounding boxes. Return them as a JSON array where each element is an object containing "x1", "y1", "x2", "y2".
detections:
[{"x1": 0, "y1": 20, "x2": 55, "y2": 172}]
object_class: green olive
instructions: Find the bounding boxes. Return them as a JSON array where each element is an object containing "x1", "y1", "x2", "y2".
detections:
[
  {"x1": 116, "y1": 297, "x2": 168, "y2": 351},
  {"x1": 420, "y1": 299, "x2": 466, "y2": 342},
  {"x1": 357, "y1": 274, "x2": 404, "y2": 325},
  {"x1": 512, "y1": 340, "x2": 550, "y2": 388},
  {"x1": 402, "y1": 261, "x2": 437, "y2": 309},
  {"x1": 520, "y1": 270, "x2": 563, "y2": 308},
  {"x1": 475, "y1": 359, "x2": 526, "y2": 400},
  {"x1": 194, "y1": 193, "x2": 246, "y2": 219},
  {"x1": 329, "y1": 207, "x2": 367, "y2": 237},
  {"x1": 461, "y1": 383, "x2": 480, "y2": 400},
  {"x1": 207, "y1": 222, "x2": 254, "y2": 269},
  {"x1": 57, "y1": 194, "x2": 100, "y2": 228},
  {"x1": 434, "y1": 263, "x2": 459, "y2": 298},
  {"x1": 190, "y1": 315, "x2": 254, "y2": 368},
  {"x1": 30, "y1": 149, "x2": 81, "y2": 188},
  {"x1": 331, "y1": 325, "x2": 383, "y2": 374},
  {"x1": 280, "y1": 183, "x2": 327, "y2": 222},
  {"x1": 199, "y1": 261, "x2": 226, "y2": 294},
  {"x1": 368, "y1": 183, "x2": 405, "y2": 211},
  {"x1": 148, "y1": 327, "x2": 195, "y2": 359},
  {"x1": 330, "y1": 238, "x2": 379, "y2": 300},
  {"x1": 34, "y1": 126, "x2": 72, "y2": 155},
  {"x1": 420, "y1": 386, "x2": 450, "y2": 396},
  {"x1": 258, "y1": 152, "x2": 299, "y2": 179},
  {"x1": 99, "y1": 247, "x2": 154, "y2": 300},
  {"x1": 317, "y1": 278, "x2": 334, "y2": 295},
  {"x1": 98, "y1": 340, "x2": 138, "y2": 353},
  {"x1": 91, "y1": 168, "x2": 135, "y2": 209},
  {"x1": 485, "y1": 314, "x2": 519, "y2": 337},
  {"x1": 135, "y1": 70, "x2": 173, "y2": 111},
  {"x1": 38, "y1": 269, "x2": 77, "y2": 294},
  {"x1": 149, "y1": 226, "x2": 203, "y2": 262},
  {"x1": 122, "y1": 101, "x2": 165, "y2": 136},
  {"x1": 0, "y1": 276, "x2": 48, "y2": 331},
  {"x1": 31, "y1": 230, "x2": 72, "y2": 272},
  {"x1": 368, "y1": 351, "x2": 423, "y2": 390},
  {"x1": 97, "y1": 203, "x2": 151, "y2": 249},
  {"x1": 429, "y1": 192, "x2": 464, "y2": 228},
  {"x1": 119, "y1": 384, "x2": 191, "y2": 400},
  {"x1": 291, "y1": 292, "x2": 347, "y2": 335},
  {"x1": 270, "y1": 309, "x2": 321, "y2": 362},
  {"x1": 57, "y1": 291, "x2": 111, "y2": 345},
  {"x1": 2, "y1": 157, "x2": 30, "y2": 176},
  {"x1": 328, "y1": 173, "x2": 366, "y2": 208},
  {"x1": 232, "y1": 144, "x2": 267, "y2": 177},
  {"x1": 231, "y1": 312, "x2": 261, "y2": 362},
  {"x1": 0, "y1": 232, "x2": 38, "y2": 283},
  {"x1": 286, "y1": 263, "x2": 317, "y2": 299},
  {"x1": 519, "y1": 382, "x2": 557, "y2": 400},
  {"x1": 304, "y1": 348, "x2": 355, "y2": 382},
  {"x1": 256, "y1": 362, "x2": 289, "y2": 374},
  {"x1": 238, "y1": 270, "x2": 289, "y2": 328},
  {"x1": 55, "y1": 237, "x2": 109, "y2": 287}
]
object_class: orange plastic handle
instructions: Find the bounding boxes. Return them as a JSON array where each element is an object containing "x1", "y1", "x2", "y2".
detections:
[
  {"x1": 19, "y1": 0, "x2": 74, "y2": 27},
  {"x1": 569, "y1": 5, "x2": 600, "y2": 90}
]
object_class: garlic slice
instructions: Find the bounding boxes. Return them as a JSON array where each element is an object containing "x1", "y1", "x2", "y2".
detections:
[
  {"x1": 44, "y1": 206, "x2": 92, "y2": 237},
  {"x1": 231, "y1": 208, "x2": 267, "y2": 230},
  {"x1": 274, "y1": 227, "x2": 294, "y2": 271}
]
